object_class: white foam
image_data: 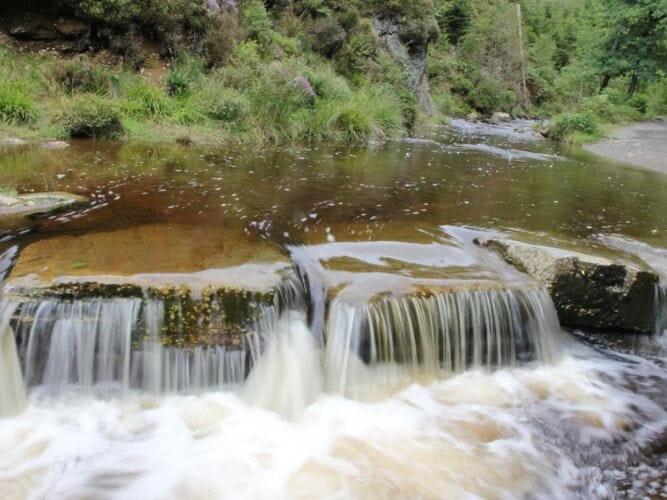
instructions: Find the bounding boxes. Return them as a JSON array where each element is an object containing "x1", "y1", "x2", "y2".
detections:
[{"x1": 0, "y1": 341, "x2": 664, "y2": 499}]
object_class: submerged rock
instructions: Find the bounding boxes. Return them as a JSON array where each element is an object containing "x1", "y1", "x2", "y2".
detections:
[{"x1": 479, "y1": 238, "x2": 660, "y2": 333}]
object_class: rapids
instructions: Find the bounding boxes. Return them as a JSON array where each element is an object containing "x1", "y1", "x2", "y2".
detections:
[{"x1": 0, "y1": 121, "x2": 666, "y2": 498}]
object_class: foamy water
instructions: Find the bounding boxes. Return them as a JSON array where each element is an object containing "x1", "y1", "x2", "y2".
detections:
[{"x1": 1, "y1": 338, "x2": 665, "y2": 500}]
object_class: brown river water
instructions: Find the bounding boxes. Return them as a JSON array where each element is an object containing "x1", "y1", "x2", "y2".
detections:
[{"x1": 0, "y1": 122, "x2": 665, "y2": 499}]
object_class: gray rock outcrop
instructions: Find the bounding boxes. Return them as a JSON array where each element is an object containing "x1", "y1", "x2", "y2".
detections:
[
  {"x1": 373, "y1": 17, "x2": 435, "y2": 114},
  {"x1": 479, "y1": 238, "x2": 661, "y2": 334}
]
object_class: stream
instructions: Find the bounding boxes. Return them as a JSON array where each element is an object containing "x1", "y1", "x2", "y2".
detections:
[{"x1": 0, "y1": 122, "x2": 665, "y2": 499}]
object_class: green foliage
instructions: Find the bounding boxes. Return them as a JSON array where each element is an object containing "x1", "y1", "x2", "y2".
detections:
[
  {"x1": 241, "y1": 0, "x2": 274, "y2": 45},
  {"x1": 303, "y1": 66, "x2": 351, "y2": 100},
  {"x1": 335, "y1": 21, "x2": 378, "y2": 78},
  {"x1": 644, "y1": 78, "x2": 667, "y2": 116},
  {"x1": 312, "y1": 85, "x2": 404, "y2": 142},
  {"x1": 166, "y1": 55, "x2": 204, "y2": 97},
  {"x1": 465, "y1": 77, "x2": 515, "y2": 115},
  {"x1": 123, "y1": 82, "x2": 173, "y2": 119},
  {"x1": 206, "y1": 87, "x2": 250, "y2": 124},
  {"x1": 546, "y1": 111, "x2": 598, "y2": 141},
  {"x1": 580, "y1": 93, "x2": 642, "y2": 123},
  {"x1": 51, "y1": 59, "x2": 112, "y2": 95},
  {"x1": 435, "y1": 0, "x2": 471, "y2": 44},
  {"x1": 59, "y1": 94, "x2": 123, "y2": 138},
  {"x1": 70, "y1": 0, "x2": 139, "y2": 26},
  {"x1": 249, "y1": 61, "x2": 314, "y2": 133},
  {"x1": 0, "y1": 83, "x2": 37, "y2": 124}
]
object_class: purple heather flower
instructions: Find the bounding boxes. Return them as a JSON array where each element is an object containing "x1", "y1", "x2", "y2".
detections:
[
  {"x1": 292, "y1": 76, "x2": 316, "y2": 98},
  {"x1": 204, "y1": 0, "x2": 220, "y2": 12}
]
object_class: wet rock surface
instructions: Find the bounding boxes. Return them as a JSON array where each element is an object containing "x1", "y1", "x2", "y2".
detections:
[
  {"x1": 479, "y1": 238, "x2": 661, "y2": 333},
  {"x1": 0, "y1": 192, "x2": 86, "y2": 226},
  {"x1": 3, "y1": 225, "x2": 292, "y2": 347}
]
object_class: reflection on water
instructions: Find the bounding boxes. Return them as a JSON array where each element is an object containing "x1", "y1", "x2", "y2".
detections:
[{"x1": 1, "y1": 134, "x2": 665, "y2": 255}]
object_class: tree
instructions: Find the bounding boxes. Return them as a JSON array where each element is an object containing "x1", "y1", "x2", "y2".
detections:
[{"x1": 599, "y1": 0, "x2": 667, "y2": 95}]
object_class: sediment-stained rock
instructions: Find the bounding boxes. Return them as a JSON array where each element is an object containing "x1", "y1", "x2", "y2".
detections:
[
  {"x1": 2, "y1": 226, "x2": 293, "y2": 347},
  {"x1": 479, "y1": 238, "x2": 661, "y2": 333}
]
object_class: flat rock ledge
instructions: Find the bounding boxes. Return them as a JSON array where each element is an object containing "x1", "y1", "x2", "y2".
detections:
[
  {"x1": 3, "y1": 264, "x2": 292, "y2": 348},
  {"x1": 0, "y1": 192, "x2": 86, "y2": 225},
  {"x1": 478, "y1": 238, "x2": 661, "y2": 334}
]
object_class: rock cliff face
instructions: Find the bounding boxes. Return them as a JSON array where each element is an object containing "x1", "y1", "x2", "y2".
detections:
[{"x1": 373, "y1": 17, "x2": 435, "y2": 114}]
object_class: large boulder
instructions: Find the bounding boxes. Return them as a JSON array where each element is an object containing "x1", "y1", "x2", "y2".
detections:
[
  {"x1": 479, "y1": 238, "x2": 661, "y2": 333},
  {"x1": 490, "y1": 112, "x2": 511, "y2": 124}
]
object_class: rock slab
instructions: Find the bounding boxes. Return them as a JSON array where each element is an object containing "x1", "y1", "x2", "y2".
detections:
[{"x1": 480, "y1": 238, "x2": 660, "y2": 333}]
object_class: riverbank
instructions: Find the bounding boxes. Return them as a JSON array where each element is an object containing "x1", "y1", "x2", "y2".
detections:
[{"x1": 584, "y1": 119, "x2": 667, "y2": 174}]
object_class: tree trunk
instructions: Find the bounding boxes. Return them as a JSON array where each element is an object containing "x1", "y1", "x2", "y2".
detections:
[
  {"x1": 516, "y1": 3, "x2": 529, "y2": 110},
  {"x1": 599, "y1": 74, "x2": 611, "y2": 92},
  {"x1": 627, "y1": 72, "x2": 639, "y2": 96}
]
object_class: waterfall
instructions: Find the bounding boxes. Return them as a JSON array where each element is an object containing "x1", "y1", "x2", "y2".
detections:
[
  {"x1": 0, "y1": 245, "x2": 18, "y2": 283},
  {"x1": 0, "y1": 246, "x2": 26, "y2": 417},
  {"x1": 3, "y1": 297, "x2": 259, "y2": 397},
  {"x1": 243, "y1": 311, "x2": 322, "y2": 419},
  {"x1": 324, "y1": 287, "x2": 563, "y2": 399},
  {"x1": 0, "y1": 236, "x2": 570, "y2": 411}
]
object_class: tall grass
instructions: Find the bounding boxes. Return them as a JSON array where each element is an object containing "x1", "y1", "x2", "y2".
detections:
[
  {"x1": 0, "y1": 83, "x2": 37, "y2": 124},
  {"x1": 122, "y1": 81, "x2": 174, "y2": 120}
]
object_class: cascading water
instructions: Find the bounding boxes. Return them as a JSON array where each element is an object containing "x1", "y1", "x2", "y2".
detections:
[
  {"x1": 0, "y1": 246, "x2": 26, "y2": 417},
  {"x1": 324, "y1": 287, "x2": 563, "y2": 399},
  {"x1": 0, "y1": 264, "x2": 565, "y2": 415},
  {"x1": 4, "y1": 297, "x2": 257, "y2": 397}
]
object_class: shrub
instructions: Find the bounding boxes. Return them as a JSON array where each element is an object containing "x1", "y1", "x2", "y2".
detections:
[
  {"x1": 545, "y1": 111, "x2": 598, "y2": 141},
  {"x1": 51, "y1": 59, "x2": 112, "y2": 95},
  {"x1": 166, "y1": 68, "x2": 191, "y2": 97},
  {"x1": 206, "y1": 87, "x2": 249, "y2": 123},
  {"x1": 395, "y1": 87, "x2": 418, "y2": 130},
  {"x1": 303, "y1": 66, "x2": 351, "y2": 100},
  {"x1": 582, "y1": 94, "x2": 642, "y2": 123},
  {"x1": 0, "y1": 83, "x2": 37, "y2": 124},
  {"x1": 249, "y1": 61, "x2": 314, "y2": 129},
  {"x1": 166, "y1": 55, "x2": 204, "y2": 97},
  {"x1": 71, "y1": 0, "x2": 139, "y2": 27},
  {"x1": 645, "y1": 78, "x2": 667, "y2": 116},
  {"x1": 241, "y1": 0, "x2": 274, "y2": 44},
  {"x1": 465, "y1": 77, "x2": 515, "y2": 115},
  {"x1": 335, "y1": 23, "x2": 378, "y2": 77},
  {"x1": 313, "y1": 86, "x2": 404, "y2": 142},
  {"x1": 123, "y1": 81, "x2": 173, "y2": 119},
  {"x1": 60, "y1": 95, "x2": 123, "y2": 139},
  {"x1": 203, "y1": 10, "x2": 242, "y2": 67},
  {"x1": 309, "y1": 17, "x2": 346, "y2": 57}
]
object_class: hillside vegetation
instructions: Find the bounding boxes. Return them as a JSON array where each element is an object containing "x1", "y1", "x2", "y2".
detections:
[{"x1": 0, "y1": 0, "x2": 665, "y2": 144}]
